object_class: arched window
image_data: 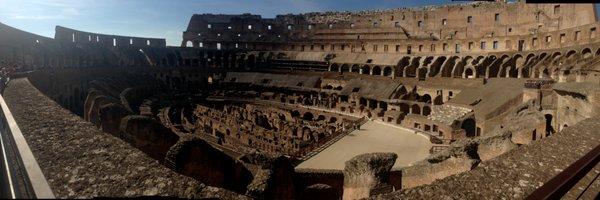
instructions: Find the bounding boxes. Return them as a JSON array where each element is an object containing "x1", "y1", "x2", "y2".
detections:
[
  {"x1": 112, "y1": 38, "x2": 116, "y2": 46},
  {"x1": 129, "y1": 38, "x2": 133, "y2": 45}
]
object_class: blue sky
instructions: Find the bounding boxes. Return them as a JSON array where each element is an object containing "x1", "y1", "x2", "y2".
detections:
[{"x1": 0, "y1": 0, "x2": 595, "y2": 46}]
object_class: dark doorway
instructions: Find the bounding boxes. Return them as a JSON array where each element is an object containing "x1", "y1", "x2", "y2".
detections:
[
  {"x1": 544, "y1": 114, "x2": 554, "y2": 136},
  {"x1": 518, "y1": 40, "x2": 525, "y2": 51},
  {"x1": 462, "y1": 119, "x2": 476, "y2": 137}
]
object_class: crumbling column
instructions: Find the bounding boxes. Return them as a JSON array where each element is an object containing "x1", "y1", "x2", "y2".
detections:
[{"x1": 342, "y1": 153, "x2": 397, "y2": 200}]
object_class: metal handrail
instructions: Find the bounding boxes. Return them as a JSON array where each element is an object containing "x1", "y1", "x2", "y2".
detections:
[
  {"x1": 526, "y1": 144, "x2": 600, "y2": 200},
  {"x1": 0, "y1": 78, "x2": 54, "y2": 199}
]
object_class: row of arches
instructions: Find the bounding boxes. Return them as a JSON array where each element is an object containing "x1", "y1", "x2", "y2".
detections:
[{"x1": 325, "y1": 47, "x2": 600, "y2": 79}]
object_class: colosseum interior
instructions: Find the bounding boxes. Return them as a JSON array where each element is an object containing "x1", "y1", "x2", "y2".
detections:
[{"x1": 0, "y1": 0, "x2": 599, "y2": 199}]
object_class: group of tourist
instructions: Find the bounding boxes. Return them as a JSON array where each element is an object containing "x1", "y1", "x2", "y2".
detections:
[{"x1": 0, "y1": 61, "x2": 17, "y2": 93}]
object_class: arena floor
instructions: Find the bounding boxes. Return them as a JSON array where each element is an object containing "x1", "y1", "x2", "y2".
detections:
[{"x1": 295, "y1": 120, "x2": 432, "y2": 170}]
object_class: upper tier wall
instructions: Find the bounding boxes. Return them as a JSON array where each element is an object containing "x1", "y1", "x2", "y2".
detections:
[
  {"x1": 182, "y1": 2, "x2": 597, "y2": 50},
  {"x1": 55, "y1": 26, "x2": 166, "y2": 47},
  {"x1": 0, "y1": 23, "x2": 245, "y2": 71}
]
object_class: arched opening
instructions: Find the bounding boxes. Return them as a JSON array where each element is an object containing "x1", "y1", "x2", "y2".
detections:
[
  {"x1": 302, "y1": 112, "x2": 314, "y2": 121},
  {"x1": 359, "y1": 98, "x2": 368, "y2": 107},
  {"x1": 566, "y1": 50, "x2": 577, "y2": 59},
  {"x1": 582, "y1": 48, "x2": 592, "y2": 59},
  {"x1": 186, "y1": 41, "x2": 193, "y2": 47},
  {"x1": 362, "y1": 65, "x2": 371, "y2": 74},
  {"x1": 372, "y1": 66, "x2": 382, "y2": 75},
  {"x1": 421, "y1": 94, "x2": 432, "y2": 103},
  {"x1": 411, "y1": 104, "x2": 421, "y2": 115},
  {"x1": 329, "y1": 117, "x2": 338, "y2": 123},
  {"x1": 383, "y1": 67, "x2": 393, "y2": 77},
  {"x1": 441, "y1": 56, "x2": 459, "y2": 77},
  {"x1": 422, "y1": 106, "x2": 431, "y2": 116},
  {"x1": 341, "y1": 64, "x2": 350, "y2": 72},
  {"x1": 291, "y1": 110, "x2": 300, "y2": 118},
  {"x1": 351, "y1": 64, "x2": 360, "y2": 73},
  {"x1": 417, "y1": 68, "x2": 428, "y2": 79},
  {"x1": 428, "y1": 56, "x2": 447, "y2": 77},
  {"x1": 433, "y1": 95, "x2": 444, "y2": 105},
  {"x1": 508, "y1": 66, "x2": 518, "y2": 78},
  {"x1": 488, "y1": 55, "x2": 509, "y2": 78},
  {"x1": 462, "y1": 118, "x2": 476, "y2": 137},
  {"x1": 317, "y1": 115, "x2": 326, "y2": 121},
  {"x1": 400, "y1": 103, "x2": 410, "y2": 114},
  {"x1": 330, "y1": 63, "x2": 340, "y2": 72},
  {"x1": 464, "y1": 68, "x2": 474, "y2": 78}
]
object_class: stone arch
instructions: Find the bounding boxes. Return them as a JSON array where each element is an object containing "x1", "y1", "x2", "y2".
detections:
[
  {"x1": 372, "y1": 66, "x2": 382, "y2": 75},
  {"x1": 566, "y1": 50, "x2": 577, "y2": 59},
  {"x1": 291, "y1": 110, "x2": 301, "y2": 118},
  {"x1": 462, "y1": 118, "x2": 476, "y2": 137},
  {"x1": 411, "y1": 104, "x2": 421, "y2": 115},
  {"x1": 392, "y1": 86, "x2": 408, "y2": 99},
  {"x1": 396, "y1": 57, "x2": 411, "y2": 77},
  {"x1": 487, "y1": 54, "x2": 509, "y2": 78},
  {"x1": 422, "y1": 106, "x2": 431, "y2": 116},
  {"x1": 404, "y1": 57, "x2": 421, "y2": 77},
  {"x1": 433, "y1": 95, "x2": 443, "y2": 105},
  {"x1": 476, "y1": 55, "x2": 495, "y2": 78},
  {"x1": 329, "y1": 117, "x2": 338, "y2": 123},
  {"x1": 417, "y1": 67, "x2": 428, "y2": 79},
  {"x1": 399, "y1": 103, "x2": 410, "y2": 114},
  {"x1": 351, "y1": 64, "x2": 360, "y2": 73},
  {"x1": 359, "y1": 97, "x2": 368, "y2": 107},
  {"x1": 464, "y1": 67, "x2": 475, "y2": 78},
  {"x1": 507, "y1": 54, "x2": 523, "y2": 78},
  {"x1": 422, "y1": 56, "x2": 434, "y2": 67},
  {"x1": 441, "y1": 56, "x2": 460, "y2": 77},
  {"x1": 361, "y1": 65, "x2": 371, "y2": 74},
  {"x1": 582, "y1": 48, "x2": 592, "y2": 59},
  {"x1": 383, "y1": 66, "x2": 393, "y2": 77},
  {"x1": 472, "y1": 56, "x2": 485, "y2": 65},
  {"x1": 330, "y1": 63, "x2": 340, "y2": 72},
  {"x1": 341, "y1": 64, "x2": 350, "y2": 72},
  {"x1": 428, "y1": 56, "x2": 447, "y2": 77},
  {"x1": 453, "y1": 56, "x2": 472, "y2": 78},
  {"x1": 317, "y1": 115, "x2": 326, "y2": 121},
  {"x1": 302, "y1": 112, "x2": 315, "y2": 121},
  {"x1": 421, "y1": 94, "x2": 432, "y2": 103}
]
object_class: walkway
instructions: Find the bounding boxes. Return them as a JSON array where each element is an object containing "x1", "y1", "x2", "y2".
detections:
[{"x1": 295, "y1": 120, "x2": 432, "y2": 170}]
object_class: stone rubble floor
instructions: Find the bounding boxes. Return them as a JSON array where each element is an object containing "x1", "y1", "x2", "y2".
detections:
[{"x1": 4, "y1": 78, "x2": 247, "y2": 199}]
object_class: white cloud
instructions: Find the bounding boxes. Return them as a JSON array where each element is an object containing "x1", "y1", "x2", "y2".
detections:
[{"x1": 0, "y1": 0, "x2": 88, "y2": 21}]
